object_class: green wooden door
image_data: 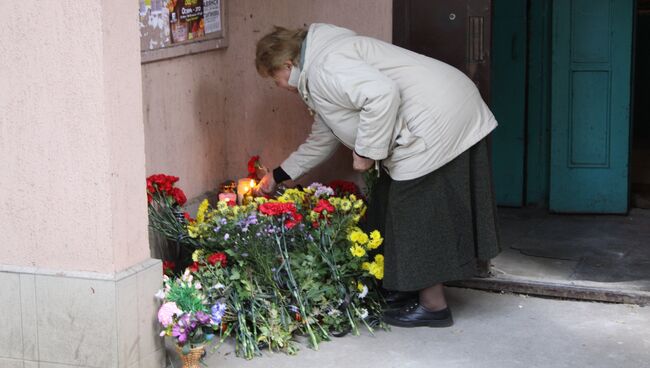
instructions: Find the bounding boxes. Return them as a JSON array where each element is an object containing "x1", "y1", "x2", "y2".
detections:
[
  {"x1": 491, "y1": 0, "x2": 527, "y2": 206},
  {"x1": 549, "y1": 0, "x2": 634, "y2": 213}
]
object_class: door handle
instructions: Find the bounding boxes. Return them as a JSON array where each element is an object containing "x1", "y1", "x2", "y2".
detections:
[{"x1": 469, "y1": 16, "x2": 485, "y2": 63}]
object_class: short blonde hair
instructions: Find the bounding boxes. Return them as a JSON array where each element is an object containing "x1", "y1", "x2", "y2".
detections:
[{"x1": 255, "y1": 26, "x2": 307, "y2": 77}]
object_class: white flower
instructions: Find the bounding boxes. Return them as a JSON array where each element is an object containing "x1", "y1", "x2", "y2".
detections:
[
  {"x1": 327, "y1": 309, "x2": 342, "y2": 317},
  {"x1": 194, "y1": 282, "x2": 202, "y2": 290},
  {"x1": 211, "y1": 283, "x2": 225, "y2": 290},
  {"x1": 154, "y1": 288, "x2": 167, "y2": 300},
  {"x1": 181, "y1": 270, "x2": 193, "y2": 284},
  {"x1": 357, "y1": 308, "x2": 369, "y2": 320},
  {"x1": 358, "y1": 285, "x2": 368, "y2": 299}
]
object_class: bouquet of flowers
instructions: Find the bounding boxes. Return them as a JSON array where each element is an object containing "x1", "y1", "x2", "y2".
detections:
[
  {"x1": 147, "y1": 174, "x2": 200, "y2": 248},
  {"x1": 148, "y1": 168, "x2": 387, "y2": 360},
  {"x1": 156, "y1": 270, "x2": 227, "y2": 352}
]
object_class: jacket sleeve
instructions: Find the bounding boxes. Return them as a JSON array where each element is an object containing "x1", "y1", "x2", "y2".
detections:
[
  {"x1": 280, "y1": 114, "x2": 340, "y2": 180},
  {"x1": 317, "y1": 60, "x2": 400, "y2": 160}
]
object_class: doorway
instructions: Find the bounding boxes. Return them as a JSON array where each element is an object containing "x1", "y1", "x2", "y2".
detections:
[
  {"x1": 393, "y1": 0, "x2": 650, "y2": 302},
  {"x1": 485, "y1": 0, "x2": 649, "y2": 302},
  {"x1": 631, "y1": 1, "x2": 650, "y2": 209}
]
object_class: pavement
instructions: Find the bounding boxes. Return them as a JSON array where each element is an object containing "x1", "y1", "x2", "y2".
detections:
[{"x1": 165, "y1": 287, "x2": 650, "y2": 368}]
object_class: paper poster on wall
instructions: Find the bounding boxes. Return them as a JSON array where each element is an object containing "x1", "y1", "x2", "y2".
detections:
[
  {"x1": 203, "y1": 0, "x2": 222, "y2": 34},
  {"x1": 169, "y1": 0, "x2": 204, "y2": 43},
  {"x1": 139, "y1": 0, "x2": 172, "y2": 50},
  {"x1": 140, "y1": 0, "x2": 223, "y2": 51}
]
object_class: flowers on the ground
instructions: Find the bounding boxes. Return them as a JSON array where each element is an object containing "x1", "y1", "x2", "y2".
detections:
[
  {"x1": 149, "y1": 173, "x2": 386, "y2": 360},
  {"x1": 206, "y1": 252, "x2": 227, "y2": 268},
  {"x1": 157, "y1": 271, "x2": 227, "y2": 349}
]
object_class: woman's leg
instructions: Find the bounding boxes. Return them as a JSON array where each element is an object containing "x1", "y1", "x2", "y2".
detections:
[{"x1": 419, "y1": 283, "x2": 447, "y2": 311}]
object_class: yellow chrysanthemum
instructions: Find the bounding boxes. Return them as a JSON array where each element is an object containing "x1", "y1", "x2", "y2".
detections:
[
  {"x1": 361, "y1": 262, "x2": 371, "y2": 271},
  {"x1": 309, "y1": 211, "x2": 319, "y2": 222},
  {"x1": 374, "y1": 264, "x2": 384, "y2": 280},
  {"x1": 352, "y1": 215, "x2": 361, "y2": 223},
  {"x1": 367, "y1": 230, "x2": 383, "y2": 249},
  {"x1": 254, "y1": 197, "x2": 268, "y2": 205},
  {"x1": 328, "y1": 197, "x2": 341, "y2": 207},
  {"x1": 278, "y1": 188, "x2": 305, "y2": 203},
  {"x1": 375, "y1": 254, "x2": 384, "y2": 264},
  {"x1": 187, "y1": 224, "x2": 199, "y2": 238},
  {"x1": 349, "y1": 194, "x2": 357, "y2": 202},
  {"x1": 191, "y1": 249, "x2": 204, "y2": 262},
  {"x1": 357, "y1": 281, "x2": 365, "y2": 292},
  {"x1": 367, "y1": 261, "x2": 384, "y2": 280},
  {"x1": 216, "y1": 200, "x2": 228, "y2": 211},
  {"x1": 196, "y1": 199, "x2": 210, "y2": 223},
  {"x1": 348, "y1": 230, "x2": 369, "y2": 245},
  {"x1": 353, "y1": 199, "x2": 364, "y2": 209},
  {"x1": 350, "y1": 245, "x2": 366, "y2": 258},
  {"x1": 339, "y1": 199, "x2": 352, "y2": 212}
]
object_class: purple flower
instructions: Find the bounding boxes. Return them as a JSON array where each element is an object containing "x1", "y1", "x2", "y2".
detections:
[
  {"x1": 195, "y1": 311, "x2": 211, "y2": 325},
  {"x1": 210, "y1": 303, "x2": 226, "y2": 325},
  {"x1": 224, "y1": 233, "x2": 230, "y2": 240},
  {"x1": 288, "y1": 305, "x2": 299, "y2": 313},
  {"x1": 172, "y1": 314, "x2": 195, "y2": 343},
  {"x1": 172, "y1": 324, "x2": 188, "y2": 343},
  {"x1": 308, "y1": 182, "x2": 334, "y2": 198}
]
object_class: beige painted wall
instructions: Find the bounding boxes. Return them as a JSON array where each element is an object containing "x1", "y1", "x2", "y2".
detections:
[
  {"x1": 143, "y1": 0, "x2": 393, "y2": 200},
  {"x1": 0, "y1": 1, "x2": 150, "y2": 273}
]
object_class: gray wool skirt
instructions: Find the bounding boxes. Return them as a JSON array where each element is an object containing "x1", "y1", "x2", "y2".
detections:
[{"x1": 365, "y1": 138, "x2": 501, "y2": 291}]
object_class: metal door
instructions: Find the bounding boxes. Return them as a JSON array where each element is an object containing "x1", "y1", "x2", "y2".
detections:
[
  {"x1": 393, "y1": 0, "x2": 492, "y2": 102},
  {"x1": 549, "y1": 0, "x2": 634, "y2": 213}
]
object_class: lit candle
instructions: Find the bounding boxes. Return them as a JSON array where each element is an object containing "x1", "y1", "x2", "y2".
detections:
[{"x1": 237, "y1": 178, "x2": 256, "y2": 205}]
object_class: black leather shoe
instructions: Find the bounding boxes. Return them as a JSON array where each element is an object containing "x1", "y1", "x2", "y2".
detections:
[
  {"x1": 383, "y1": 302, "x2": 453, "y2": 328},
  {"x1": 382, "y1": 290, "x2": 418, "y2": 309}
]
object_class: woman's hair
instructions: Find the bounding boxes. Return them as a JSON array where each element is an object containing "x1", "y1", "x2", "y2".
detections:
[{"x1": 255, "y1": 26, "x2": 308, "y2": 77}]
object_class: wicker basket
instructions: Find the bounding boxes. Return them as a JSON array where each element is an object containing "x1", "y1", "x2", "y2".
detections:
[{"x1": 175, "y1": 344, "x2": 205, "y2": 368}]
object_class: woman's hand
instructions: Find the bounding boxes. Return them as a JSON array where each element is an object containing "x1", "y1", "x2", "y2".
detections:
[
  {"x1": 352, "y1": 151, "x2": 374, "y2": 172},
  {"x1": 253, "y1": 172, "x2": 276, "y2": 196}
]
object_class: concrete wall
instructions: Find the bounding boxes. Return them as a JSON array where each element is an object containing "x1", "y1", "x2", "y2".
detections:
[
  {"x1": 0, "y1": 1, "x2": 163, "y2": 366},
  {"x1": 0, "y1": 1, "x2": 149, "y2": 274},
  {"x1": 143, "y1": 0, "x2": 393, "y2": 200}
]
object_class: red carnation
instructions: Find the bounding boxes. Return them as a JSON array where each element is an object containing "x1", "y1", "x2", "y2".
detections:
[
  {"x1": 183, "y1": 212, "x2": 194, "y2": 222},
  {"x1": 259, "y1": 202, "x2": 297, "y2": 216},
  {"x1": 162, "y1": 260, "x2": 176, "y2": 276},
  {"x1": 284, "y1": 212, "x2": 303, "y2": 229},
  {"x1": 259, "y1": 202, "x2": 303, "y2": 229},
  {"x1": 188, "y1": 261, "x2": 200, "y2": 273},
  {"x1": 207, "y1": 252, "x2": 228, "y2": 268},
  {"x1": 328, "y1": 180, "x2": 361, "y2": 197},
  {"x1": 313, "y1": 199, "x2": 335, "y2": 214},
  {"x1": 147, "y1": 178, "x2": 155, "y2": 194},
  {"x1": 248, "y1": 156, "x2": 260, "y2": 180},
  {"x1": 170, "y1": 187, "x2": 187, "y2": 206}
]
